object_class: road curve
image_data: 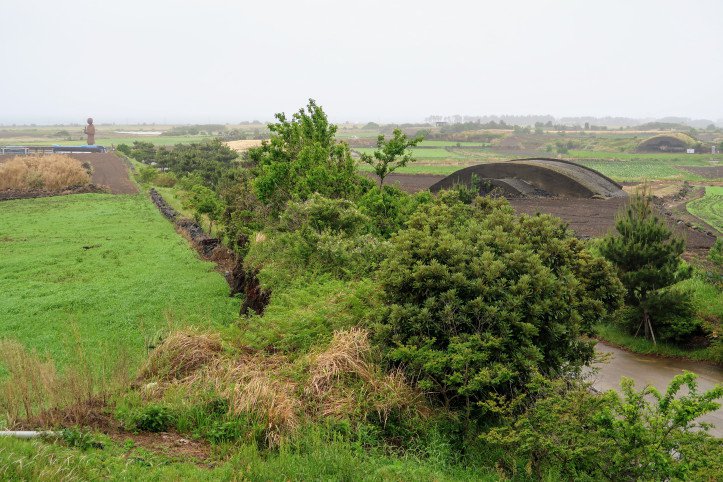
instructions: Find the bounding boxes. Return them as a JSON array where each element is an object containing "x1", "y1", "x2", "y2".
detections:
[{"x1": 591, "y1": 342, "x2": 723, "y2": 437}]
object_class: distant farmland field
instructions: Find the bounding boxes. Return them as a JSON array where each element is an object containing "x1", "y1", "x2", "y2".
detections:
[
  {"x1": 355, "y1": 147, "x2": 464, "y2": 159},
  {"x1": 1, "y1": 136, "x2": 214, "y2": 147}
]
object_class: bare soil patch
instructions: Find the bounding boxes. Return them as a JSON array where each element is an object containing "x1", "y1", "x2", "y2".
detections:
[
  {"x1": 363, "y1": 172, "x2": 445, "y2": 192},
  {"x1": 83, "y1": 153, "x2": 138, "y2": 194},
  {"x1": 680, "y1": 165, "x2": 723, "y2": 179}
]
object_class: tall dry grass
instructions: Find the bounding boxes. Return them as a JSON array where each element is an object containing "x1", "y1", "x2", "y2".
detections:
[
  {"x1": 133, "y1": 328, "x2": 427, "y2": 446},
  {"x1": 0, "y1": 339, "x2": 131, "y2": 429},
  {"x1": 0, "y1": 154, "x2": 90, "y2": 191}
]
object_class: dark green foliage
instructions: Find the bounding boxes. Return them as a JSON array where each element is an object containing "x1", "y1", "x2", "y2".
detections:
[
  {"x1": 244, "y1": 195, "x2": 385, "y2": 290},
  {"x1": 600, "y1": 188, "x2": 692, "y2": 342},
  {"x1": 360, "y1": 128, "x2": 423, "y2": 186},
  {"x1": 130, "y1": 139, "x2": 238, "y2": 188},
  {"x1": 133, "y1": 405, "x2": 173, "y2": 432},
  {"x1": 357, "y1": 186, "x2": 431, "y2": 237},
  {"x1": 129, "y1": 141, "x2": 157, "y2": 162},
  {"x1": 373, "y1": 191, "x2": 624, "y2": 413},
  {"x1": 155, "y1": 139, "x2": 238, "y2": 187},
  {"x1": 116, "y1": 143, "x2": 131, "y2": 156},
  {"x1": 248, "y1": 99, "x2": 368, "y2": 212},
  {"x1": 623, "y1": 288, "x2": 699, "y2": 342},
  {"x1": 485, "y1": 373, "x2": 723, "y2": 481}
]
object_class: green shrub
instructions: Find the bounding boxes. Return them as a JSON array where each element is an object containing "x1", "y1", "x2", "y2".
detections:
[
  {"x1": 623, "y1": 288, "x2": 699, "y2": 342},
  {"x1": 60, "y1": 427, "x2": 104, "y2": 451},
  {"x1": 154, "y1": 171, "x2": 177, "y2": 187},
  {"x1": 372, "y1": 191, "x2": 624, "y2": 414},
  {"x1": 485, "y1": 373, "x2": 723, "y2": 481},
  {"x1": 357, "y1": 186, "x2": 431, "y2": 237},
  {"x1": 245, "y1": 195, "x2": 386, "y2": 290},
  {"x1": 133, "y1": 404, "x2": 173, "y2": 432},
  {"x1": 136, "y1": 165, "x2": 158, "y2": 184}
]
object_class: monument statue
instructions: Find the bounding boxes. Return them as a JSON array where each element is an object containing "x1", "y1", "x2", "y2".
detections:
[{"x1": 83, "y1": 117, "x2": 96, "y2": 145}]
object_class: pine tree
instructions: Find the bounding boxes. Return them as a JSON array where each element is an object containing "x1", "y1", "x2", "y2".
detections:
[{"x1": 600, "y1": 187, "x2": 689, "y2": 343}]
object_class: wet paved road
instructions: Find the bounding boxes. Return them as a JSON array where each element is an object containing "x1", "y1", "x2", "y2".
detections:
[{"x1": 591, "y1": 342, "x2": 723, "y2": 437}]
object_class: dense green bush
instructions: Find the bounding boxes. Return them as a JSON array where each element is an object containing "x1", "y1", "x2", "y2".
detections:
[
  {"x1": 622, "y1": 288, "x2": 699, "y2": 342},
  {"x1": 129, "y1": 139, "x2": 238, "y2": 188},
  {"x1": 372, "y1": 192, "x2": 624, "y2": 413},
  {"x1": 244, "y1": 194, "x2": 386, "y2": 290},
  {"x1": 357, "y1": 186, "x2": 431, "y2": 237}
]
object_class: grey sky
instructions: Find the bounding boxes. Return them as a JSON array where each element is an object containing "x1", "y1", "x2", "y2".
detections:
[{"x1": 1, "y1": 0, "x2": 721, "y2": 124}]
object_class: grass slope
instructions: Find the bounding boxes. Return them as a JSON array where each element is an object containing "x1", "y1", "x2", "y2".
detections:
[
  {"x1": 0, "y1": 193, "x2": 238, "y2": 371},
  {"x1": 687, "y1": 186, "x2": 723, "y2": 233}
]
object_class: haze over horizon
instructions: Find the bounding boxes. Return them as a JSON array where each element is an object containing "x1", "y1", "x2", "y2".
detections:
[{"x1": 1, "y1": 0, "x2": 721, "y2": 125}]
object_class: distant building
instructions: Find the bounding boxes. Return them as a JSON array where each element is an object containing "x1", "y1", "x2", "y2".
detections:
[
  {"x1": 686, "y1": 148, "x2": 695, "y2": 154},
  {"x1": 435, "y1": 121, "x2": 448, "y2": 127}
]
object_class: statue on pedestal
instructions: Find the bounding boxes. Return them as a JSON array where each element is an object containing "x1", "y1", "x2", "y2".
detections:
[{"x1": 83, "y1": 118, "x2": 96, "y2": 145}]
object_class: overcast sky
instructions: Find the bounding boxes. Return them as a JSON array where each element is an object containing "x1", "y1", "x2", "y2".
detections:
[{"x1": 1, "y1": 0, "x2": 721, "y2": 124}]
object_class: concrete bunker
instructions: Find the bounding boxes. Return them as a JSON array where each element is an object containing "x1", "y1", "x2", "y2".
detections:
[{"x1": 429, "y1": 158, "x2": 626, "y2": 199}]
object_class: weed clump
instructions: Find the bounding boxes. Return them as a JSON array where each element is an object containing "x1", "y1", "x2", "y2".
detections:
[{"x1": 137, "y1": 330, "x2": 222, "y2": 382}]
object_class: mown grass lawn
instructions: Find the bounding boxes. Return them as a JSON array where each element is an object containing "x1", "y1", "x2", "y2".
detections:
[{"x1": 0, "y1": 194, "x2": 238, "y2": 372}]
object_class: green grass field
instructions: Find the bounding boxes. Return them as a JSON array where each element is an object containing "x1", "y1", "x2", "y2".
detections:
[
  {"x1": 0, "y1": 194, "x2": 238, "y2": 371},
  {"x1": 687, "y1": 186, "x2": 723, "y2": 233}
]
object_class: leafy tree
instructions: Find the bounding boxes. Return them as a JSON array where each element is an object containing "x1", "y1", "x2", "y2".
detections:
[
  {"x1": 486, "y1": 373, "x2": 723, "y2": 481},
  {"x1": 360, "y1": 129, "x2": 423, "y2": 187},
  {"x1": 248, "y1": 99, "x2": 369, "y2": 212},
  {"x1": 372, "y1": 192, "x2": 624, "y2": 416},
  {"x1": 600, "y1": 188, "x2": 691, "y2": 343}
]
